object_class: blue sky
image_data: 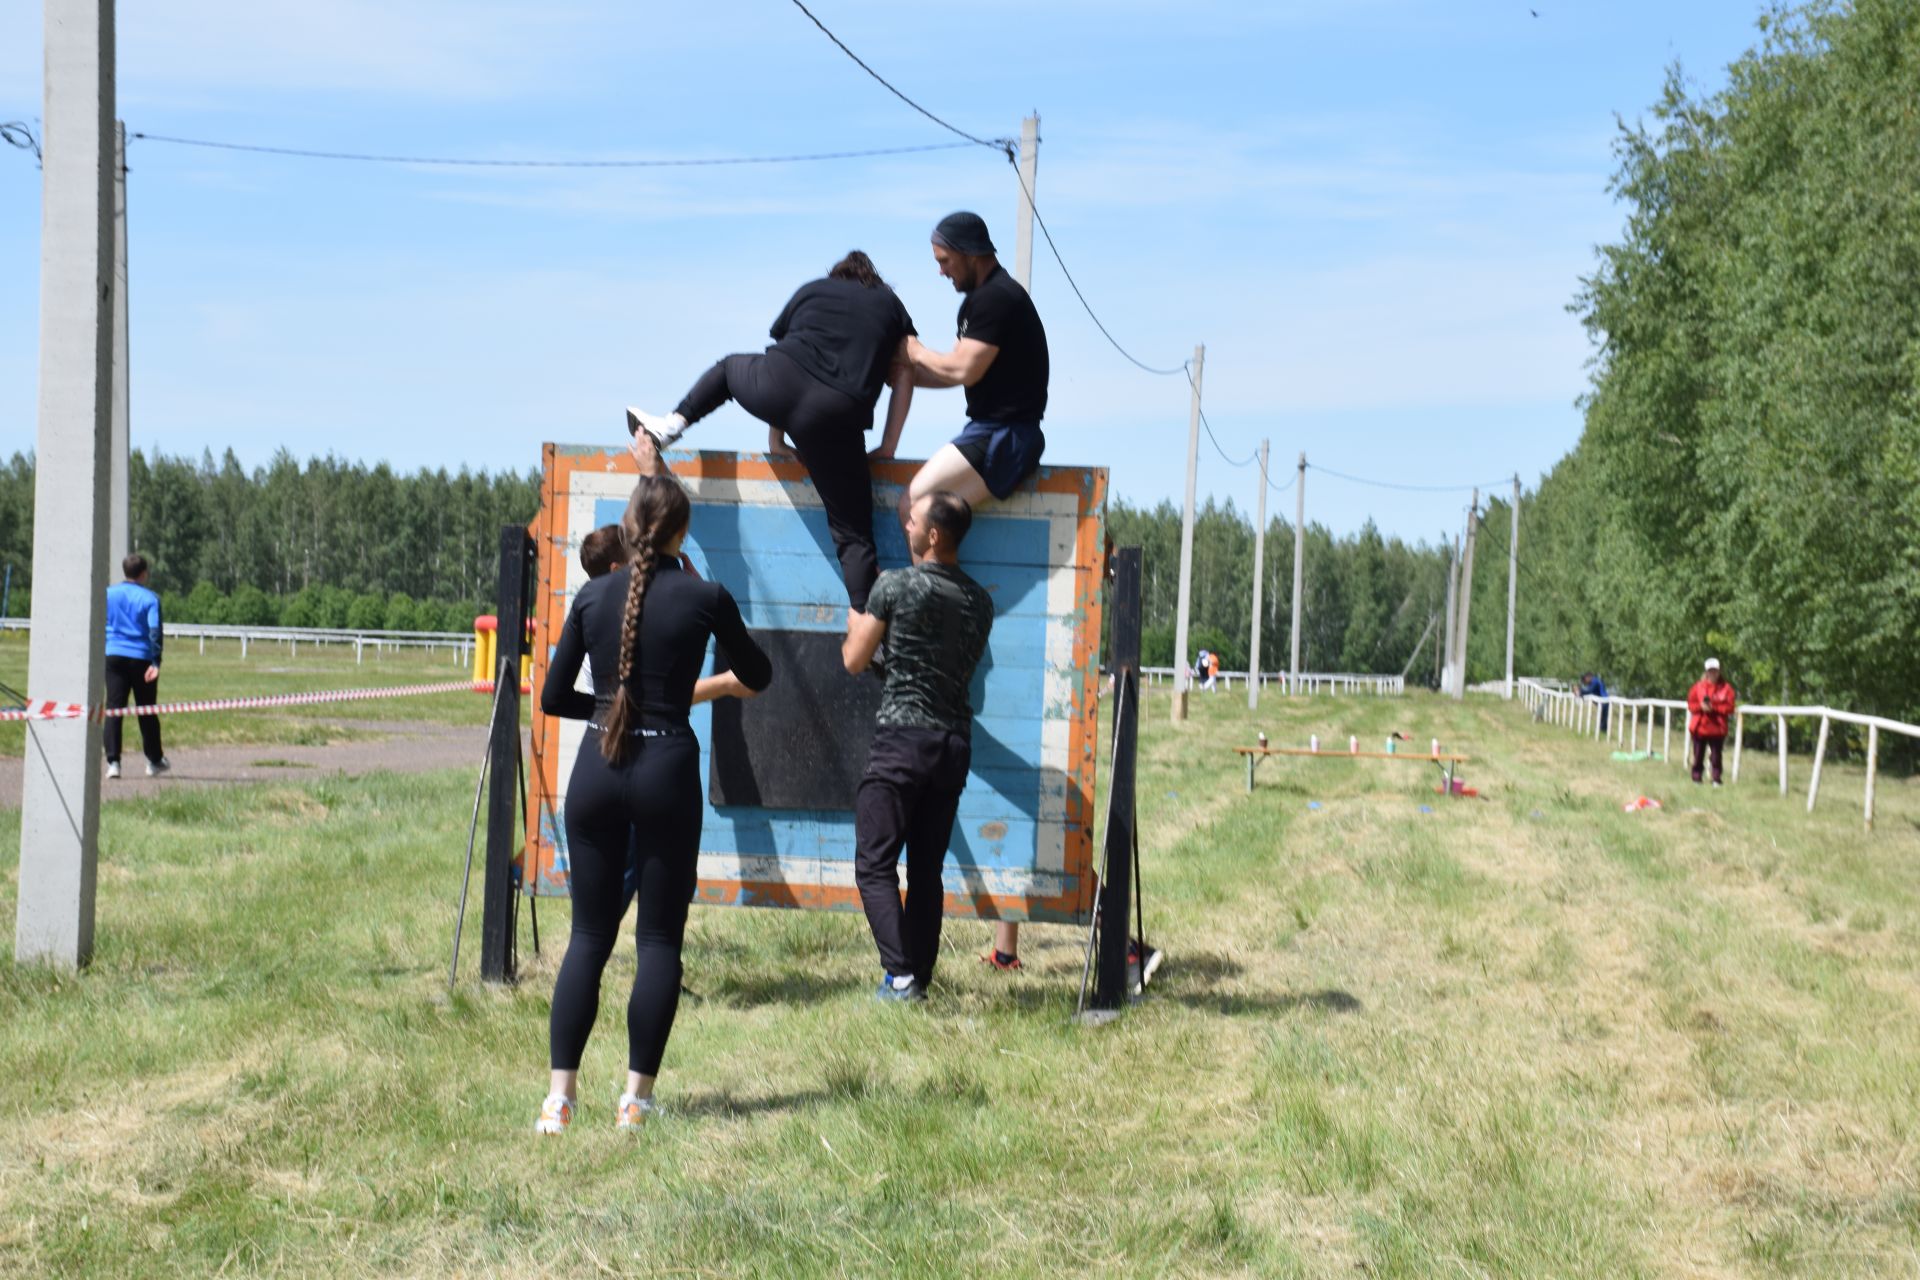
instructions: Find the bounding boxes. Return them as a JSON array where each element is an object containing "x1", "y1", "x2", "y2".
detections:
[{"x1": 2, "y1": 0, "x2": 1768, "y2": 542}]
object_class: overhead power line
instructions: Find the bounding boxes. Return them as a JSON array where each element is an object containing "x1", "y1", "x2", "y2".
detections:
[
  {"x1": 1310, "y1": 463, "x2": 1513, "y2": 494},
  {"x1": 1471, "y1": 505, "x2": 1554, "y2": 590},
  {"x1": 1184, "y1": 364, "x2": 1257, "y2": 469},
  {"x1": 783, "y1": 0, "x2": 1188, "y2": 381},
  {"x1": 1, "y1": 121, "x2": 40, "y2": 163},
  {"x1": 1010, "y1": 156, "x2": 1187, "y2": 377},
  {"x1": 127, "y1": 131, "x2": 983, "y2": 169},
  {"x1": 785, "y1": 0, "x2": 1013, "y2": 152}
]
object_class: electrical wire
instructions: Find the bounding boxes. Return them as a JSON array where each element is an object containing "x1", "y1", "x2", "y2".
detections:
[
  {"x1": 127, "y1": 131, "x2": 983, "y2": 168},
  {"x1": 1008, "y1": 154, "x2": 1188, "y2": 377},
  {"x1": 1466, "y1": 497, "x2": 1556, "y2": 591},
  {"x1": 785, "y1": 0, "x2": 1013, "y2": 152},
  {"x1": 1309, "y1": 463, "x2": 1514, "y2": 494},
  {"x1": 1, "y1": 121, "x2": 40, "y2": 163},
  {"x1": 1184, "y1": 364, "x2": 1257, "y2": 469}
]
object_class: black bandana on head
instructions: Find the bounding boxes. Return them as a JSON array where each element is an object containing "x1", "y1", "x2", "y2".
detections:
[{"x1": 931, "y1": 211, "x2": 996, "y2": 256}]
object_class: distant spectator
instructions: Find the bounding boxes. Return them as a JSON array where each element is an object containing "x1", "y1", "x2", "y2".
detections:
[
  {"x1": 1579, "y1": 671, "x2": 1610, "y2": 734},
  {"x1": 1686, "y1": 658, "x2": 1737, "y2": 787},
  {"x1": 103, "y1": 553, "x2": 169, "y2": 779}
]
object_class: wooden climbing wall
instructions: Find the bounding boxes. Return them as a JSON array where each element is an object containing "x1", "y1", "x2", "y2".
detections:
[{"x1": 526, "y1": 444, "x2": 1108, "y2": 926}]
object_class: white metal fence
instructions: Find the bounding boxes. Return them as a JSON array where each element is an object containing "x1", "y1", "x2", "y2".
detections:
[
  {"x1": 1515, "y1": 677, "x2": 1918, "y2": 829},
  {"x1": 1142, "y1": 667, "x2": 1405, "y2": 697},
  {"x1": 0, "y1": 618, "x2": 474, "y2": 665}
]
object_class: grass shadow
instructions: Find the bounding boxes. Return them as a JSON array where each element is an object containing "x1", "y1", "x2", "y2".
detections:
[
  {"x1": 669, "y1": 1086, "x2": 839, "y2": 1119},
  {"x1": 705, "y1": 969, "x2": 867, "y2": 1007},
  {"x1": 1162, "y1": 985, "x2": 1363, "y2": 1017}
]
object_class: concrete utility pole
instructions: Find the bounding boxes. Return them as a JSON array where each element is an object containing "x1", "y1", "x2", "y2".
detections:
[
  {"x1": 18, "y1": 0, "x2": 116, "y2": 969},
  {"x1": 1440, "y1": 534, "x2": 1459, "y2": 694},
  {"x1": 1451, "y1": 491, "x2": 1480, "y2": 699},
  {"x1": 1504, "y1": 474, "x2": 1519, "y2": 700},
  {"x1": 108, "y1": 118, "x2": 128, "y2": 568},
  {"x1": 1288, "y1": 452, "x2": 1305, "y2": 688},
  {"x1": 1171, "y1": 344, "x2": 1204, "y2": 723},
  {"x1": 1247, "y1": 439, "x2": 1269, "y2": 710},
  {"x1": 1013, "y1": 114, "x2": 1039, "y2": 292}
]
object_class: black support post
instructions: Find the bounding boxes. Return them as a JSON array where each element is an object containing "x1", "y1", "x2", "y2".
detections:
[
  {"x1": 1092, "y1": 547, "x2": 1142, "y2": 1011},
  {"x1": 481, "y1": 524, "x2": 536, "y2": 984}
]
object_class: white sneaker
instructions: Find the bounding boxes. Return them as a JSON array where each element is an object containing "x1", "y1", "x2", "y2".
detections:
[
  {"x1": 146, "y1": 757, "x2": 171, "y2": 777},
  {"x1": 534, "y1": 1093, "x2": 573, "y2": 1136},
  {"x1": 615, "y1": 1093, "x2": 657, "y2": 1130},
  {"x1": 626, "y1": 406, "x2": 686, "y2": 449},
  {"x1": 105, "y1": 761, "x2": 121, "y2": 780}
]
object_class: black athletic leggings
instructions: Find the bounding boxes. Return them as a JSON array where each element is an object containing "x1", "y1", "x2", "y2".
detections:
[
  {"x1": 548, "y1": 731, "x2": 702, "y2": 1076},
  {"x1": 676, "y1": 349, "x2": 880, "y2": 610}
]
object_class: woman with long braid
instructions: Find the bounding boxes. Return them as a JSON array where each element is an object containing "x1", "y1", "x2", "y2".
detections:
[{"x1": 535, "y1": 474, "x2": 772, "y2": 1133}]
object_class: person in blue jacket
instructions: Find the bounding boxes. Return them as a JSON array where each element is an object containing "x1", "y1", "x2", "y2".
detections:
[
  {"x1": 103, "y1": 553, "x2": 169, "y2": 779},
  {"x1": 1579, "y1": 672, "x2": 1610, "y2": 734}
]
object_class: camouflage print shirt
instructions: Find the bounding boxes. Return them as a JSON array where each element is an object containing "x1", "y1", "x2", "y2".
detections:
[{"x1": 866, "y1": 561, "x2": 995, "y2": 734}]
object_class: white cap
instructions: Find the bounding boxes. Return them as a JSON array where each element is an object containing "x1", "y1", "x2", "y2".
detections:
[{"x1": 1704, "y1": 657, "x2": 1720, "y2": 670}]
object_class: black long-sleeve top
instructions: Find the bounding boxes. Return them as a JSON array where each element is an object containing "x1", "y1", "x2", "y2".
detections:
[{"x1": 542, "y1": 561, "x2": 772, "y2": 730}]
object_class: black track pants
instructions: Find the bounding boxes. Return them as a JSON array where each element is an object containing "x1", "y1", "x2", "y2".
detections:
[
  {"x1": 676, "y1": 350, "x2": 879, "y2": 610},
  {"x1": 854, "y1": 726, "x2": 971, "y2": 988},
  {"x1": 549, "y1": 732, "x2": 701, "y2": 1076},
  {"x1": 103, "y1": 655, "x2": 163, "y2": 765}
]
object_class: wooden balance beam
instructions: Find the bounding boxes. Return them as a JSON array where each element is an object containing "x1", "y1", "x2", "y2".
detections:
[{"x1": 1232, "y1": 746, "x2": 1472, "y2": 794}]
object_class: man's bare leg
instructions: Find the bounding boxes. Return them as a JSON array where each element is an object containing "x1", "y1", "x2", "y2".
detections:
[{"x1": 899, "y1": 443, "x2": 992, "y2": 532}]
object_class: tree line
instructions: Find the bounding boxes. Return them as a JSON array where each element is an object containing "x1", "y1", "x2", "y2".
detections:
[
  {"x1": 0, "y1": 449, "x2": 540, "y2": 631},
  {"x1": 1478, "y1": 0, "x2": 1920, "y2": 730},
  {"x1": 1109, "y1": 499, "x2": 1451, "y2": 678}
]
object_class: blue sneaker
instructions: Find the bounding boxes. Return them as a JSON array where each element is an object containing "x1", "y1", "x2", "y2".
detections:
[{"x1": 875, "y1": 973, "x2": 926, "y2": 1003}]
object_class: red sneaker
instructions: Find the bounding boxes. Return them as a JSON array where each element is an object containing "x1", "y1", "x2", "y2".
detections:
[{"x1": 979, "y1": 949, "x2": 1023, "y2": 972}]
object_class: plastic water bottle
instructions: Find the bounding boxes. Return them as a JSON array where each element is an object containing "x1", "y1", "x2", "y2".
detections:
[
  {"x1": 1430, "y1": 737, "x2": 1439, "y2": 758},
  {"x1": 1349, "y1": 735, "x2": 1358, "y2": 754},
  {"x1": 1309, "y1": 734, "x2": 1319, "y2": 753},
  {"x1": 1257, "y1": 732, "x2": 1269, "y2": 750},
  {"x1": 1385, "y1": 736, "x2": 1397, "y2": 754}
]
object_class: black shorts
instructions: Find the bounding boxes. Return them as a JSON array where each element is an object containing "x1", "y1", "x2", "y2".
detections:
[{"x1": 951, "y1": 420, "x2": 1045, "y2": 500}]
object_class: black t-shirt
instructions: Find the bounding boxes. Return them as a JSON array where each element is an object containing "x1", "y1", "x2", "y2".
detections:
[
  {"x1": 542, "y1": 561, "x2": 772, "y2": 730},
  {"x1": 769, "y1": 278, "x2": 917, "y2": 413},
  {"x1": 957, "y1": 265, "x2": 1049, "y2": 423}
]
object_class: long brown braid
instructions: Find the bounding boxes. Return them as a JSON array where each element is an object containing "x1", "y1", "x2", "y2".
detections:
[{"x1": 598, "y1": 475, "x2": 690, "y2": 764}]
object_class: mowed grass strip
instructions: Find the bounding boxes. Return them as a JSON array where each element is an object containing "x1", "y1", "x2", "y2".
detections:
[
  {"x1": 0, "y1": 690, "x2": 1917, "y2": 1277},
  {"x1": 0, "y1": 637, "x2": 501, "y2": 758}
]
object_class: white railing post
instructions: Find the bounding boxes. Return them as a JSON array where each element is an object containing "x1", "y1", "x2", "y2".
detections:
[
  {"x1": 1806, "y1": 715, "x2": 1830, "y2": 813},
  {"x1": 1777, "y1": 715, "x2": 1789, "y2": 796},
  {"x1": 1662, "y1": 706, "x2": 1671, "y2": 764},
  {"x1": 1731, "y1": 714, "x2": 1743, "y2": 785},
  {"x1": 1864, "y1": 723, "x2": 1879, "y2": 831}
]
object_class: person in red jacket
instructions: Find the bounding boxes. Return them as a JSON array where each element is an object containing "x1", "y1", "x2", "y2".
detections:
[{"x1": 1686, "y1": 657, "x2": 1737, "y2": 786}]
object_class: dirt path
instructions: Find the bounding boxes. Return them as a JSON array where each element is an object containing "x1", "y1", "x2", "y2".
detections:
[{"x1": 0, "y1": 719, "x2": 507, "y2": 808}]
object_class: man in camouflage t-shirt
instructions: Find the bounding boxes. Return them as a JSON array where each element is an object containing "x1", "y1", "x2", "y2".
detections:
[{"x1": 841, "y1": 491, "x2": 994, "y2": 1000}]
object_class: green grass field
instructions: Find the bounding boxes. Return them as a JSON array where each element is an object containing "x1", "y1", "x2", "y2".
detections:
[
  {"x1": 0, "y1": 635, "x2": 500, "y2": 758},
  {"x1": 1, "y1": 684, "x2": 1917, "y2": 1277}
]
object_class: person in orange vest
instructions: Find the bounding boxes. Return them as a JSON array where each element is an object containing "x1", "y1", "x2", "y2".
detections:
[{"x1": 1686, "y1": 657, "x2": 1737, "y2": 786}]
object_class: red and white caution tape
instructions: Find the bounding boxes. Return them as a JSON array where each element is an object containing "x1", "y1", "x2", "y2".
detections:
[{"x1": 0, "y1": 679, "x2": 496, "y2": 722}]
